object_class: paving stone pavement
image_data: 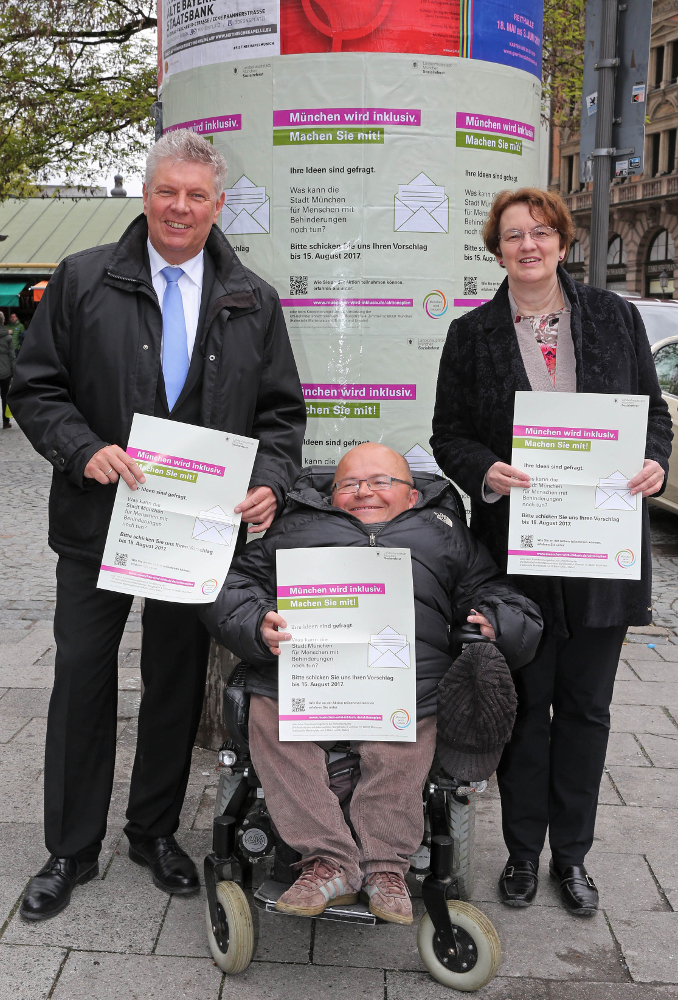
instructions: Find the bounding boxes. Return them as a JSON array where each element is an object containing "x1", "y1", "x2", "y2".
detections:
[{"x1": 1, "y1": 426, "x2": 678, "y2": 998}]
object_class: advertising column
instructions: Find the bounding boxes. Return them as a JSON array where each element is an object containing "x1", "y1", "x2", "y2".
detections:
[{"x1": 160, "y1": 0, "x2": 543, "y2": 469}]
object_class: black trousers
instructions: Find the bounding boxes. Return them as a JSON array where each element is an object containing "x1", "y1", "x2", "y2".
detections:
[
  {"x1": 496, "y1": 580, "x2": 626, "y2": 867},
  {"x1": 45, "y1": 556, "x2": 211, "y2": 861},
  {"x1": 1, "y1": 376, "x2": 10, "y2": 424}
]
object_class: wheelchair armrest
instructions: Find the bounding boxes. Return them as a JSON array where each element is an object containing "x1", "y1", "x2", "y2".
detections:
[
  {"x1": 450, "y1": 622, "x2": 493, "y2": 646},
  {"x1": 223, "y1": 662, "x2": 251, "y2": 752}
]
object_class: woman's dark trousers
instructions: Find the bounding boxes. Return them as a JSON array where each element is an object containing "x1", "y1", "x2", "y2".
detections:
[
  {"x1": 496, "y1": 579, "x2": 626, "y2": 867},
  {"x1": 44, "y1": 556, "x2": 211, "y2": 861}
]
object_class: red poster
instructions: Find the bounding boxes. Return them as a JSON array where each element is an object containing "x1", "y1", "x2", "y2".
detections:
[{"x1": 281, "y1": 0, "x2": 460, "y2": 57}]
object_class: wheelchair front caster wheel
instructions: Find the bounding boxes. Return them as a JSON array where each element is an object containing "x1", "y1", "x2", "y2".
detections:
[
  {"x1": 205, "y1": 880, "x2": 254, "y2": 974},
  {"x1": 417, "y1": 900, "x2": 501, "y2": 991}
]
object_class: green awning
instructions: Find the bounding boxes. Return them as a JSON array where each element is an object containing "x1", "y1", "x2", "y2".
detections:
[{"x1": 0, "y1": 280, "x2": 27, "y2": 307}]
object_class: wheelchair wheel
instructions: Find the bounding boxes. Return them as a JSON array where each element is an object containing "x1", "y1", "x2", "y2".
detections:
[
  {"x1": 446, "y1": 793, "x2": 475, "y2": 900},
  {"x1": 205, "y1": 881, "x2": 254, "y2": 974},
  {"x1": 417, "y1": 900, "x2": 501, "y2": 991}
]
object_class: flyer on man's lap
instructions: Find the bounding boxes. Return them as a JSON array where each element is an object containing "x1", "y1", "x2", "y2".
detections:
[
  {"x1": 97, "y1": 414, "x2": 258, "y2": 602},
  {"x1": 507, "y1": 392, "x2": 648, "y2": 580},
  {"x1": 277, "y1": 547, "x2": 417, "y2": 742}
]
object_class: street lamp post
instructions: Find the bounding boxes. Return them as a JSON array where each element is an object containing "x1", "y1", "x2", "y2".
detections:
[{"x1": 588, "y1": 0, "x2": 618, "y2": 290}]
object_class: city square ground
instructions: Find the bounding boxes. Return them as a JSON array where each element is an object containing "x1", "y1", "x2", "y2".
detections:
[{"x1": 1, "y1": 427, "x2": 678, "y2": 999}]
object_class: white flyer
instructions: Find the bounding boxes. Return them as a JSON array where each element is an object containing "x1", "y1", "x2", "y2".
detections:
[
  {"x1": 277, "y1": 547, "x2": 417, "y2": 742},
  {"x1": 507, "y1": 392, "x2": 649, "y2": 580},
  {"x1": 98, "y1": 414, "x2": 258, "y2": 603}
]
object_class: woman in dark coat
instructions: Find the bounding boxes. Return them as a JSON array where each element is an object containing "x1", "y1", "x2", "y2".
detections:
[{"x1": 431, "y1": 188, "x2": 672, "y2": 916}]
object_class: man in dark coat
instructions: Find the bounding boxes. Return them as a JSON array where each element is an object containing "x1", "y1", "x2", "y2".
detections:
[
  {"x1": 9, "y1": 130, "x2": 306, "y2": 920},
  {"x1": 201, "y1": 443, "x2": 542, "y2": 925}
]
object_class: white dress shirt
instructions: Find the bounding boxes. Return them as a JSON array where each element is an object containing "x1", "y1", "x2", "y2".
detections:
[{"x1": 147, "y1": 239, "x2": 204, "y2": 358}]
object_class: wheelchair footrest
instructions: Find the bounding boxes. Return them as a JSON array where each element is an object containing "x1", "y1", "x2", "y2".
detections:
[{"x1": 253, "y1": 880, "x2": 377, "y2": 925}]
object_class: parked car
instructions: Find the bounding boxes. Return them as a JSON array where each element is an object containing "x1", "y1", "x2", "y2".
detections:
[
  {"x1": 650, "y1": 335, "x2": 678, "y2": 514},
  {"x1": 615, "y1": 294, "x2": 678, "y2": 346}
]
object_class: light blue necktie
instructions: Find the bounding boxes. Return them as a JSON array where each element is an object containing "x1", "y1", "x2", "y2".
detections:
[{"x1": 160, "y1": 266, "x2": 189, "y2": 411}]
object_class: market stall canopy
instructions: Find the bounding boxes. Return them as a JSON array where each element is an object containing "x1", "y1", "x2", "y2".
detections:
[
  {"x1": 0, "y1": 197, "x2": 142, "y2": 277},
  {"x1": 0, "y1": 280, "x2": 28, "y2": 307},
  {"x1": 31, "y1": 280, "x2": 48, "y2": 302}
]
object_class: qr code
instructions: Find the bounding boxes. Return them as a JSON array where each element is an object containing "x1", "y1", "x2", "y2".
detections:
[
  {"x1": 520, "y1": 535, "x2": 534, "y2": 549},
  {"x1": 114, "y1": 552, "x2": 128, "y2": 567},
  {"x1": 290, "y1": 275, "x2": 308, "y2": 295},
  {"x1": 291, "y1": 698, "x2": 305, "y2": 713},
  {"x1": 464, "y1": 276, "x2": 478, "y2": 296}
]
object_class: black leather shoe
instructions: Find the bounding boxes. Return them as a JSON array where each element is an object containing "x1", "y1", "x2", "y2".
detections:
[
  {"x1": 549, "y1": 859, "x2": 599, "y2": 916},
  {"x1": 128, "y1": 835, "x2": 199, "y2": 895},
  {"x1": 20, "y1": 856, "x2": 99, "y2": 921},
  {"x1": 499, "y1": 859, "x2": 539, "y2": 907}
]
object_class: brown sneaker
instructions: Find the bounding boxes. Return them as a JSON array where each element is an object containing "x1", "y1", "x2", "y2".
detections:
[
  {"x1": 361, "y1": 871, "x2": 413, "y2": 925},
  {"x1": 275, "y1": 858, "x2": 359, "y2": 916}
]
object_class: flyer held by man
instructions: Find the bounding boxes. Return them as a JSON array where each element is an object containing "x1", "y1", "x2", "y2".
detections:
[
  {"x1": 98, "y1": 413, "x2": 258, "y2": 602},
  {"x1": 276, "y1": 546, "x2": 417, "y2": 742}
]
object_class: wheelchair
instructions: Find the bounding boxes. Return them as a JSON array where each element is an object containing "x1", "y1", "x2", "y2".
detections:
[{"x1": 203, "y1": 625, "x2": 503, "y2": 992}]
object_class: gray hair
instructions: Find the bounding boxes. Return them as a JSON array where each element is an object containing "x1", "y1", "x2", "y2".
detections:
[{"x1": 145, "y1": 129, "x2": 228, "y2": 196}]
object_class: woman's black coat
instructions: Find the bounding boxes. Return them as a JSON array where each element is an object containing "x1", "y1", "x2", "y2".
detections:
[
  {"x1": 201, "y1": 470, "x2": 543, "y2": 718},
  {"x1": 430, "y1": 266, "x2": 673, "y2": 634}
]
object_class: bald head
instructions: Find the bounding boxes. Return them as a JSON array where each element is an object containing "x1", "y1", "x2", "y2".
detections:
[
  {"x1": 331, "y1": 443, "x2": 418, "y2": 524},
  {"x1": 333, "y1": 443, "x2": 411, "y2": 484}
]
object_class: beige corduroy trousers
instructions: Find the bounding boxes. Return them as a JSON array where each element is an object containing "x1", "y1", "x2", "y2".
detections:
[{"x1": 248, "y1": 695, "x2": 436, "y2": 891}]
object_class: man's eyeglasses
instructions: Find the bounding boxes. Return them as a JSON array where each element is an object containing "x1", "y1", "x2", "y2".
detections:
[
  {"x1": 332, "y1": 476, "x2": 414, "y2": 495},
  {"x1": 500, "y1": 225, "x2": 559, "y2": 244}
]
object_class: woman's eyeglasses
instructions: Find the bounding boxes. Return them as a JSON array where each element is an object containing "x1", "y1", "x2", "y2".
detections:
[
  {"x1": 500, "y1": 225, "x2": 559, "y2": 244},
  {"x1": 332, "y1": 476, "x2": 414, "y2": 495}
]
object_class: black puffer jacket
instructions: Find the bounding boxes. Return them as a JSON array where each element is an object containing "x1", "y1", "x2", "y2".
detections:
[{"x1": 201, "y1": 469, "x2": 543, "y2": 718}]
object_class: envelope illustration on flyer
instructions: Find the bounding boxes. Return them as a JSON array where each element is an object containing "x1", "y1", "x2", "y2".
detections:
[
  {"x1": 192, "y1": 506, "x2": 235, "y2": 545},
  {"x1": 221, "y1": 175, "x2": 270, "y2": 234},
  {"x1": 367, "y1": 626, "x2": 411, "y2": 669},
  {"x1": 594, "y1": 471, "x2": 637, "y2": 511},
  {"x1": 394, "y1": 172, "x2": 449, "y2": 233}
]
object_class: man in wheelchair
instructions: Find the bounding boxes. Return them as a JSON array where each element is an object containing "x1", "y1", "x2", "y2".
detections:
[{"x1": 202, "y1": 443, "x2": 541, "y2": 926}]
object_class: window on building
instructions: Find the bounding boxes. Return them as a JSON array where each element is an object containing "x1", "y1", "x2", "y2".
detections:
[
  {"x1": 567, "y1": 241, "x2": 584, "y2": 265},
  {"x1": 652, "y1": 133, "x2": 661, "y2": 176},
  {"x1": 646, "y1": 229, "x2": 676, "y2": 297},
  {"x1": 672, "y1": 39, "x2": 678, "y2": 79},
  {"x1": 607, "y1": 236, "x2": 628, "y2": 290},
  {"x1": 650, "y1": 230, "x2": 675, "y2": 261},
  {"x1": 565, "y1": 239, "x2": 585, "y2": 279},
  {"x1": 655, "y1": 45, "x2": 665, "y2": 87},
  {"x1": 607, "y1": 236, "x2": 627, "y2": 266},
  {"x1": 566, "y1": 156, "x2": 574, "y2": 193},
  {"x1": 669, "y1": 130, "x2": 677, "y2": 174}
]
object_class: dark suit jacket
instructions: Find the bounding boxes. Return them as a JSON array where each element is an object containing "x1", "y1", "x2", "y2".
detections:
[{"x1": 430, "y1": 267, "x2": 673, "y2": 633}]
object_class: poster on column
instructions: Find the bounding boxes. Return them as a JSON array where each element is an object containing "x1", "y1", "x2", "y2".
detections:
[
  {"x1": 161, "y1": 0, "x2": 543, "y2": 472},
  {"x1": 276, "y1": 547, "x2": 417, "y2": 742}
]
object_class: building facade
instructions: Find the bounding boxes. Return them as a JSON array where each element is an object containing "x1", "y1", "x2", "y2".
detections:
[{"x1": 553, "y1": 0, "x2": 678, "y2": 298}]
